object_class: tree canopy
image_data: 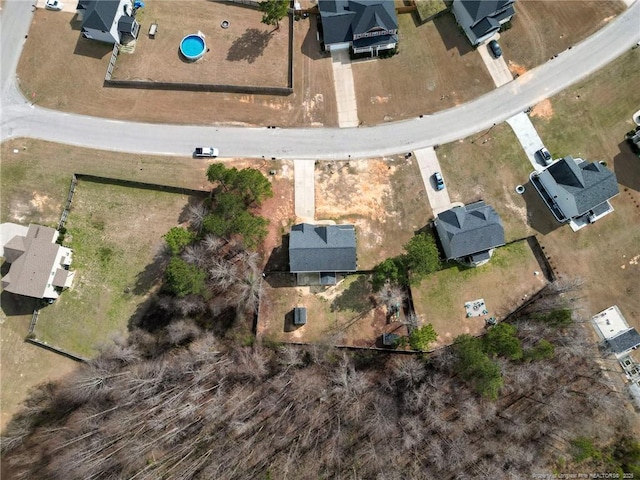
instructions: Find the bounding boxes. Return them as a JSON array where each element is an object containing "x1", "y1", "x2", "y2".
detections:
[
  {"x1": 453, "y1": 334, "x2": 503, "y2": 399},
  {"x1": 258, "y1": 0, "x2": 289, "y2": 30},
  {"x1": 408, "y1": 324, "x2": 438, "y2": 351},
  {"x1": 403, "y1": 232, "x2": 441, "y2": 283},
  {"x1": 163, "y1": 227, "x2": 196, "y2": 255},
  {"x1": 483, "y1": 322, "x2": 523, "y2": 360},
  {"x1": 164, "y1": 257, "x2": 207, "y2": 298}
]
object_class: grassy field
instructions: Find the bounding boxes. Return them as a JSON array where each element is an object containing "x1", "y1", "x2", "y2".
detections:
[
  {"x1": 32, "y1": 180, "x2": 190, "y2": 357},
  {"x1": 411, "y1": 240, "x2": 548, "y2": 348}
]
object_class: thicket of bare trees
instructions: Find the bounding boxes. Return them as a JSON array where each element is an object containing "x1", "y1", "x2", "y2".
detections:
[{"x1": 2, "y1": 284, "x2": 635, "y2": 479}]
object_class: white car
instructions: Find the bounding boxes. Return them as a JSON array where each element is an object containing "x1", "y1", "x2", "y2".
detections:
[
  {"x1": 45, "y1": 0, "x2": 64, "y2": 10},
  {"x1": 193, "y1": 147, "x2": 219, "y2": 158}
]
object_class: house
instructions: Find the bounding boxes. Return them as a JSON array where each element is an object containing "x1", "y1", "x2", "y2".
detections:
[
  {"x1": 434, "y1": 201, "x2": 505, "y2": 267},
  {"x1": 531, "y1": 156, "x2": 619, "y2": 225},
  {"x1": 1, "y1": 224, "x2": 74, "y2": 300},
  {"x1": 606, "y1": 329, "x2": 640, "y2": 356},
  {"x1": 289, "y1": 223, "x2": 357, "y2": 285},
  {"x1": 76, "y1": 0, "x2": 140, "y2": 44},
  {"x1": 451, "y1": 0, "x2": 515, "y2": 46},
  {"x1": 318, "y1": 0, "x2": 398, "y2": 56}
]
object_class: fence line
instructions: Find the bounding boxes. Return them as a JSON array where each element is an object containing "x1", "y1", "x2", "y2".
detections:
[
  {"x1": 75, "y1": 173, "x2": 210, "y2": 197},
  {"x1": 25, "y1": 338, "x2": 88, "y2": 363},
  {"x1": 58, "y1": 174, "x2": 78, "y2": 231},
  {"x1": 104, "y1": 79, "x2": 293, "y2": 95},
  {"x1": 105, "y1": 44, "x2": 119, "y2": 82},
  {"x1": 28, "y1": 309, "x2": 40, "y2": 335}
]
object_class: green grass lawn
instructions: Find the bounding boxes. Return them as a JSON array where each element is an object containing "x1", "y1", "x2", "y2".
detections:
[
  {"x1": 411, "y1": 240, "x2": 547, "y2": 347},
  {"x1": 415, "y1": 0, "x2": 448, "y2": 22},
  {"x1": 33, "y1": 181, "x2": 190, "y2": 357}
]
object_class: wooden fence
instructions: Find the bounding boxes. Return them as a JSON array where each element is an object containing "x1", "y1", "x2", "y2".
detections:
[
  {"x1": 105, "y1": 44, "x2": 119, "y2": 82},
  {"x1": 58, "y1": 174, "x2": 78, "y2": 231}
]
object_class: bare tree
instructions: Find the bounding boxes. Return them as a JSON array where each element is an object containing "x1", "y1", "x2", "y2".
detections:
[{"x1": 186, "y1": 201, "x2": 209, "y2": 233}]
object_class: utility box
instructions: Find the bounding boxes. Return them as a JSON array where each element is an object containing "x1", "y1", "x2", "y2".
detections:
[{"x1": 293, "y1": 307, "x2": 307, "y2": 326}]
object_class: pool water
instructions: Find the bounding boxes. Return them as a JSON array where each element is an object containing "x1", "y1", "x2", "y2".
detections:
[{"x1": 180, "y1": 35, "x2": 206, "y2": 60}]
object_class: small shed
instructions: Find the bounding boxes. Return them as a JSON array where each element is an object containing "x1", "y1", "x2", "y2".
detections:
[
  {"x1": 382, "y1": 333, "x2": 400, "y2": 347},
  {"x1": 293, "y1": 307, "x2": 307, "y2": 326}
]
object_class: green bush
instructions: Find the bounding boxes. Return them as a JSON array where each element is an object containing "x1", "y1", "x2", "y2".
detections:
[
  {"x1": 483, "y1": 323, "x2": 523, "y2": 360},
  {"x1": 164, "y1": 257, "x2": 206, "y2": 298}
]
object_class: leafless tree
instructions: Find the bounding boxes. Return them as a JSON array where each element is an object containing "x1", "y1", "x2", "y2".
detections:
[{"x1": 186, "y1": 201, "x2": 210, "y2": 233}]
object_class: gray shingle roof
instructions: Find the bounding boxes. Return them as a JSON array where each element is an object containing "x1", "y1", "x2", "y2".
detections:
[
  {"x1": 435, "y1": 201, "x2": 505, "y2": 261},
  {"x1": 607, "y1": 328, "x2": 640, "y2": 354},
  {"x1": 319, "y1": 0, "x2": 397, "y2": 46},
  {"x1": 289, "y1": 223, "x2": 357, "y2": 273},
  {"x1": 459, "y1": 0, "x2": 514, "y2": 23},
  {"x1": 79, "y1": 0, "x2": 121, "y2": 32},
  {"x1": 1, "y1": 225, "x2": 61, "y2": 298},
  {"x1": 546, "y1": 157, "x2": 619, "y2": 216}
]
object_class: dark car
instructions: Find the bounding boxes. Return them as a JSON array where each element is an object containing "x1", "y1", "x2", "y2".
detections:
[{"x1": 488, "y1": 40, "x2": 502, "y2": 58}]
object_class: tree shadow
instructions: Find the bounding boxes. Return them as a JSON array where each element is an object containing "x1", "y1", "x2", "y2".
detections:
[
  {"x1": 73, "y1": 36, "x2": 113, "y2": 59},
  {"x1": 613, "y1": 140, "x2": 640, "y2": 192},
  {"x1": 227, "y1": 28, "x2": 272, "y2": 64},
  {"x1": 432, "y1": 13, "x2": 474, "y2": 56},
  {"x1": 331, "y1": 276, "x2": 374, "y2": 313},
  {"x1": 520, "y1": 181, "x2": 563, "y2": 235},
  {"x1": 131, "y1": 248, "x2": 171, "y2": 296},
  {"x1": 263, "y1": 233, "x2": 289, "y2": 273}
]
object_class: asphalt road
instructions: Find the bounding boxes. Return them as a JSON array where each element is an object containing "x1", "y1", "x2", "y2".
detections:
[{"x1": 1, "y1": 1, "x2": 639, "y2": 159}]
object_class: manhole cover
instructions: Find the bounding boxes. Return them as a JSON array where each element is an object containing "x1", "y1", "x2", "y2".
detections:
[{"x1": 221, "y1": 20, "x2": 229, "y2": 29}]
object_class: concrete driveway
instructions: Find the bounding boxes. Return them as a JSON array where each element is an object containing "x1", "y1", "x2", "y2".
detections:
[
  {"x1": 477, "y1": 35, "x2": 513, "y2": 87},
  {"x1": 293, "y1": 159, "x2": 315, "y2": 222},
  {"x1": 506, "y1": 112, "x2": 547, "y2": 173},
  {"x1": 414, "y1": 147, "x2": 452, "y2": 215},
  {"x1": 330, "y1": 49, "x2": 360, "y2": 128}
]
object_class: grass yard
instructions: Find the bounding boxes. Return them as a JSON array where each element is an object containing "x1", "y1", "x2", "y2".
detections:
[
  {"x1": 113, "y1": 1, "x2": 289, "y2": 87},
  {"x1": 314, "y1": 155, "x2": 431, "y2": 269},
  {"x1": 502, "y1": 0, "x2": 626, "y2": 76},
  {"x1": 415, "y1": 0, "x2": 448, "y2": 23},
  {"x1": 436, "y1": 123, "x2": 535, "y2": 241},
  {"x1": 31, "y1": 181, "x2": 192, "y2": 357},
  {"x1": 259, "y1": 273, "x2": 402, "y2": 347},
  {"x1": 411, "y1": 240, "x2": 548, "y2": 348},
  {"x1": 17, "y1": 8, "x2": 336, "y2": 126},
  {"x1": 352, "y1": 13, "x2": 493, "y2": 125}
]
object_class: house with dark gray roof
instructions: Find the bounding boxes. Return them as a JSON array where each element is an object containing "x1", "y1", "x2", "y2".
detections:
[
  {"x1": 318, "y1": 0, "x2": 398, "y2": 56},
  {"x1": 606, "y1": 329, "x2": 640, "y2": 356},
  {"x1": 289, "y1": 223, "x2": 357, "y2": 285},
  {"x1": 76, "y1": 0, "x2": 139, "y2": 44},
  {"x1": 451, "y1": 0, "x2": 515, "y2": 46},
  {"x1": 434, "y1": 201, "x2": 505, "y2": 267},
  {"x1": 532, "y1": 156, "x2": 619, "y2": 225},
  {"x1": 1, "y1": 224, "x2": 74, "y2": 300}
]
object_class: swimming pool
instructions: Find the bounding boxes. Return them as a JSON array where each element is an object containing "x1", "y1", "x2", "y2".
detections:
[{"x1": 180, "y1": 34, "x2": 206, "y2": 61}]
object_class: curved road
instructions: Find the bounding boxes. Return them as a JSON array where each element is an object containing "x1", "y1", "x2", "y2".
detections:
[{"x1": 1, "y1": 1, "x2": 639, "y2": 159}]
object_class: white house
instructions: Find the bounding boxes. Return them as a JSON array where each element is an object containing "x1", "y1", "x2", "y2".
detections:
[{"x1": 76, "y1": 0, "x2": 140, "y2": 44}]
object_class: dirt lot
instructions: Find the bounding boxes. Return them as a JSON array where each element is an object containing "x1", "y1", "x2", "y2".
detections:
[
  {"x1": 352, "y1": 13, "x2": 493, "y2": 125},
  {"x1": 503, "y1": 0, "x2": 626, "y2": 76},
  {"x1": 113, "y1": 1, "x2": 289, "y2": 87},
  {"x1": 437, "y1": 49, "x2": 640, "y2": 331},
  {"x1": 259, "y1": 273, "x2": 408, "y2": 347},
  {"x1": 18, "y1": 8, "x2": 336, "y2": 126},
  {"x1": 314, "y1": 155, "x2": 431, "y2": 269},
  {"x1": 411, "y1": 241, "x2": 548, "y2": 348}
]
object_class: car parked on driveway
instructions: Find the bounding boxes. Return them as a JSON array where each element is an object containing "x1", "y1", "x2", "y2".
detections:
[
  {"x1": 193, "y1": 147, "x2": 219, "y2": 158},
  {"x1": 434, "y1": 172, "x2": 445, "y2": 190},
  {"x1": 488, "y1": 40, "x2": 502, "y2": 58},
  {"x1": 45, "y1": 0, "x2": 64, "y2": 10},
  {"x1": 536, "y1": 147, "x2": 553, "y2": 166}
]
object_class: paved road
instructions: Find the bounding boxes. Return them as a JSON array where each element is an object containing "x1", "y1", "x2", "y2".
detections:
[
  {"x1": 1, "y1": 1, "x2": 639, "y2": 159},
  {"x1": 330, "y1": 49, "x2": 360, "y2": 128}
]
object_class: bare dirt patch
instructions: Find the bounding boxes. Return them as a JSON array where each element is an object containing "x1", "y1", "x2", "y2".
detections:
[
  {"x1": 17, "y1": 9, "x2": 336, "y2": 126},
  {"x1": 314, "y1": 156, "x2": 431, "y2": 269},
  {"x1": 113, "y1": 1, "x2": 289, "y2": 88},
  {"x1": 530, "y1": 99, "x2": 554, "y2": 120}
]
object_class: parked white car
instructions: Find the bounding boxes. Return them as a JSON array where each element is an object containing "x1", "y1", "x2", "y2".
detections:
[
  {"x1": 193, "y1": 147, "x2": 219, "y2": 158},
  {"x1": 45, "y1": 0, "x2": 64, "y2": 11}
]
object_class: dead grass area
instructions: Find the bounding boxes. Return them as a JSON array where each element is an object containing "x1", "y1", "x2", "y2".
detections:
[
  {"x1": 502, "y1": 0, "x2": 626, "y2": 74},
  {"x1": 436, "y1": 124, "x2": 535, "y2": 241},
  {"x1": 113, "y1": 1, "x2": 289, "y2": 87},
  {"x1": 17, "y1": 10, "x2": 336, "y2": 126},
  {"x1": 0, "y1": 301, "x2": 77, "y2": 433},
  {"x1": 411, "y1": 241, "x2": 548, "y2": 348},
  {"x1": 314, "y1": 155, "x2": 430, "y2": 269},
  {"x1": 259, "y1": 273, "x2": 405, "y2": 347},
  {"x1": 352, "y1": 14, "x2": 493, "y2": 125}
]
